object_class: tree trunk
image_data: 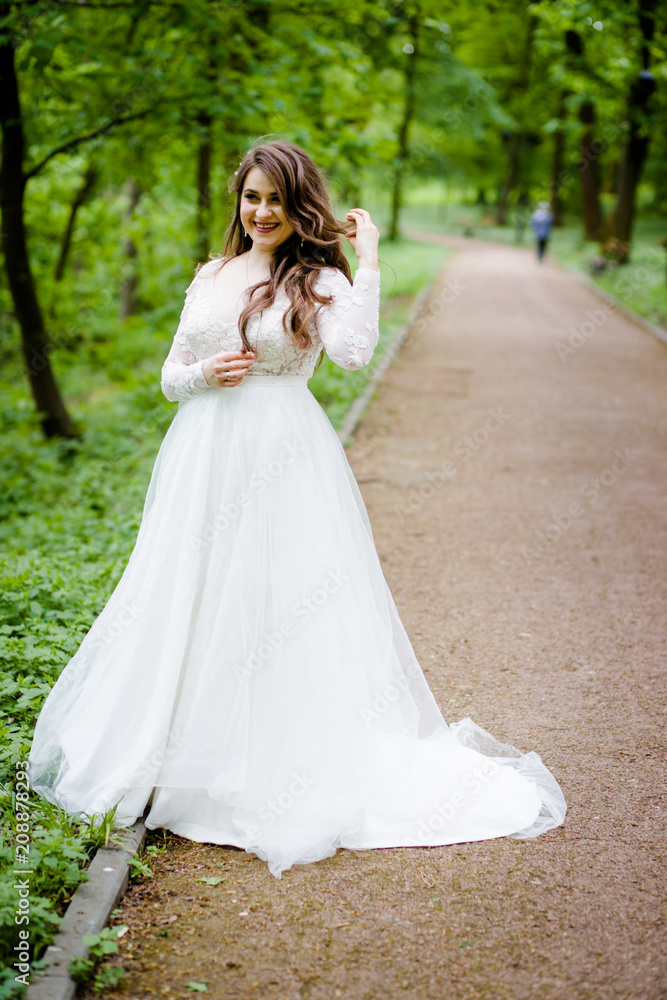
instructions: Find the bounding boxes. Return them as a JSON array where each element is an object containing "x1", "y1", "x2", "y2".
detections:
[
  {"x1": 495, "y1": 17, "x2": 536, "y2": 225},
  {"x1": 579, "y1": 100, "x2": 603, "y2": 241},
  {"x1": 496, "y1": 132, "x2": 520, "y2": 226},
  {"x1": 119, "y1": 177, "x2": 142, "y2": 321},
  {"x1": 609, "y1": 0, "x2": 657, "y2": 260},
  {"x1": 54, "y1": 162, "x2": 98, "y2": 282},
  {"x1": 0, "y1": 14, "x2": 76, "y2": 438},
  {"x1": 609, "y1": 89, "x2": 653, "y2": 252},
  {"x1": 514, "y1": 190, "x2": 529, "y2": 244},
  {"x1": 549, "y1": 91, "x2": 567, "y2": 226},
  {"x1": 194, "y1": 111, "x2": 213, "y2": 262},
  {"x1": 193, "y1": 27, "x2": 220, "y2": 261},
  {"x1": 388, "y1": 13, "x2": 419, "y2": 242}
]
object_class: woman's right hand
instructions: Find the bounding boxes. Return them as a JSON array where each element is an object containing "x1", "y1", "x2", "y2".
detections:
[{"x1": 203, "y1": 350, "x2": 255, "y2": 388}]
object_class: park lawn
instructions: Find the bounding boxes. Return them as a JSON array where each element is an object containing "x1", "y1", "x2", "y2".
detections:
[{"x1": 0, "y1": 235, "x2": 448, "y2": 994}]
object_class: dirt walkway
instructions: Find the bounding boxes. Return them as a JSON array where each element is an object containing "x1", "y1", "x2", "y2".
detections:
[{"x1": 83, "y1": 239, "x2": 666, "y2": 1000}]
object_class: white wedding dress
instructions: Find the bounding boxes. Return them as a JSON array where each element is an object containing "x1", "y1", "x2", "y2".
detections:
[{"x1": 28, "y1": 259, "x2": 566, "y2": 878}]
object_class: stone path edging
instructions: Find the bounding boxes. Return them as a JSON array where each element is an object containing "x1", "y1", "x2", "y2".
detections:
[
  {"x1": 25, "y1": 818, "x2": 146, "y2": 1000},
  {"x1": 565, "y1": 265, "x2": 667, "y2": 347},
  {"x1": 337, "y1": 278, "x2": 436, "y2": 448}
]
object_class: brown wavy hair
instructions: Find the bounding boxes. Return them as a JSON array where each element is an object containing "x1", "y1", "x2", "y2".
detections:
[{"x1": 208, "y1": 139, "x2": 353, "y2": 352}]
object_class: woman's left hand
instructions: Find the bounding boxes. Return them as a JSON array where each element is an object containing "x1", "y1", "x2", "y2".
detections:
[{"x1": 345, "y1": 209, "x2": 379, "y2": 271}]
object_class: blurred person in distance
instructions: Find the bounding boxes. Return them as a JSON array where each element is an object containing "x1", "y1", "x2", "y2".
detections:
[{"x1": 530, "y1": 200, "x2": 553, "y2": 262}]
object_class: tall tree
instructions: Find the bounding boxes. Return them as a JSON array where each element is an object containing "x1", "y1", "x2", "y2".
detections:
[
  {"x1": 193, "y1": 29, "x2": 218, "y2": 262},
  {"x1": 0, "y1": 1, "x2": 180, "y2": 434},
  {"x1": 388, "y1": 8, "x2": 420, "y2": 241},
  {"x1": 0, "y1": 8, "x2": 76, "y2": 438},
  {"x1": 548, "y1": 89, "x2": 567, "y2": 226},
  {"x1": 119, "y1": 177, "x2": 142, "y2": 321},
  {"x1": 54, "y1": 163, "x2": 99, "y2": 283},
  {"x1": 609, "y1": 0, "x2": 658, "y2": 259},
  {"x1": 579, "y1": 98, "x2": 603, "y2": 241},
  {"x1": 495, "y1": 14, "x2": 537, "y2": 225},
  {"x1": 560, "y1": 28, "x2": 603, "y2": 239}
]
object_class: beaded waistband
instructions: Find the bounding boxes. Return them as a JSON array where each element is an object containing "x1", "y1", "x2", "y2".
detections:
[{"x1": 238, "y1": 374, "x2": 309, "y2": 387}]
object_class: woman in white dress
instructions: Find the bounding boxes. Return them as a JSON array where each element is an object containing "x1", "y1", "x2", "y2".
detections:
[{"x1": 28, "y1": 140, "x2": 566, "y2": 879}]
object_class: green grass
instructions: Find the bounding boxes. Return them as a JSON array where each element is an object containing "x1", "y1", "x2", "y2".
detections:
[
  {"x1": 0, "y1": 235, "x2": 447, "y2": 993},
  {"x1": 544, "y1": 224, "x2": 667, "y2": 329}
]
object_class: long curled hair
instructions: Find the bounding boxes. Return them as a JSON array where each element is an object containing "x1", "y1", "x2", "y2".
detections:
[{"x1": 209, "y1": 140, "x2": 353, "y2": 352}]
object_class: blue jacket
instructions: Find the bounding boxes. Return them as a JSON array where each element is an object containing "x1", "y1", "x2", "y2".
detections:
[{"x1": 531, "y1": 208, "x2": 553, "y2": 239}]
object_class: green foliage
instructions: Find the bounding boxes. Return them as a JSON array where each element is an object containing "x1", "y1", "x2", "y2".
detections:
[
  {"x1": 92, "y1": 964, "x2": 127, "y2": 991},
  {"x1": 126, "y1": 841, "x2": 166, "y2": 882},
  {"x1": 0, "y1": 796, "x2": 123, "y2": 989},
  {"x1": 549, "y1": 222, "x2": 667, "y2": 326},
  {"x1": 82, "y1": 924, "x2": 128, "y2": 957},
  {"x1": 68, "y1": 925, "x2": 128, "y2": 991},
  {"x1": 67, "y1": 955, "x2": 98, "y2": 984}
]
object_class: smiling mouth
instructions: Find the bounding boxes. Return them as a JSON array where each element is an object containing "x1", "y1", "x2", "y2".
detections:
[{"x1": 254, "y1": 222, "x2": 279, "y2": 232}]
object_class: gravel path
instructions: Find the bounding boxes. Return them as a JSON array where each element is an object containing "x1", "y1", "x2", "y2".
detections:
[{"x1": 83, "y1": 238, "x2": 666, "y2": 1000}]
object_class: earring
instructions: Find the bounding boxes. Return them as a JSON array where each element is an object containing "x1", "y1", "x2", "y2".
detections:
[{"x1": 300, "y1": 237, "x2": 304, "y2": 247}]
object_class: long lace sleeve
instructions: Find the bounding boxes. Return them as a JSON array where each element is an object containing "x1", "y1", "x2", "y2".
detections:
[
  {"x1": 315, "y1": 267, "x2": 380, "y2": 370},
  {"x1": 161, "y1": 276, "x2": 210, "y2": 403}
]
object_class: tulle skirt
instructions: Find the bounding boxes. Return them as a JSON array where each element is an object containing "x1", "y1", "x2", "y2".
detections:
[{"x1": 28, "y1": 375, "x2": 566, "y2": 878}]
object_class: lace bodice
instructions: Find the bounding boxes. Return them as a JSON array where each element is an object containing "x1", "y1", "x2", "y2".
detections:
[{"x1": 161, "y1": 259, "x2": 381, "y2": 402}]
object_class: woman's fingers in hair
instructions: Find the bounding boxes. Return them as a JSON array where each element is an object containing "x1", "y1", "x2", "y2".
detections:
[
  {"x1": 346, "y1": 208, "x2": 373, "y2": 223},
  {"x1": 344, "y1": 208, "x2": 378, "y2": 264}
]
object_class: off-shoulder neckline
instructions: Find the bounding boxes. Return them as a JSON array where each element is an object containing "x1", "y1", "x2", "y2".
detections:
[
  {"x1": 192, "y1": 258, "x2": 355, "y2": 301},
  {"x1": 196, "y1": 259, "x2": 248, "y2": 301}
]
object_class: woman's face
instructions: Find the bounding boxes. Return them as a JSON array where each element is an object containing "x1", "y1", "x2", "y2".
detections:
[{"x1": 240, "y1": 167, "x2": 295, "y2": 251}]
